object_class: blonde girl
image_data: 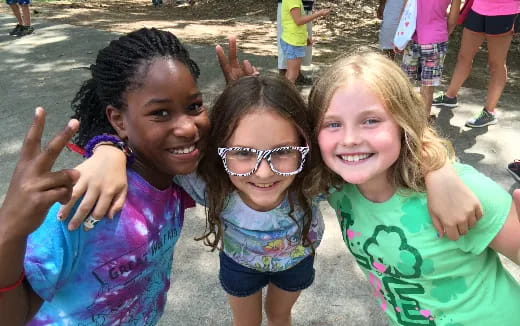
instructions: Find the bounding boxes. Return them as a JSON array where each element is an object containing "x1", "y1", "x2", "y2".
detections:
[{"x1": 310, "y1": 52, "x2": 520, "y2": 325}]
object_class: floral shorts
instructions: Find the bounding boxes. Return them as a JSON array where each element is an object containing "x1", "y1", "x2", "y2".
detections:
[{"x1": 401, "y1": 41, "x2": 448, "y2": 87}]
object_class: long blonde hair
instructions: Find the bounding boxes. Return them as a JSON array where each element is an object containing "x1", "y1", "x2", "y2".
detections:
[{"x1": 308, "y1": 52, "x2": 454, "y2": 194}]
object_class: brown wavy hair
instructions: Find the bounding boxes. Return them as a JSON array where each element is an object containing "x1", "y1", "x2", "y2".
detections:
[
  {"x1": 308, "y1": 52, "x2": 454, "y2": 195},
  {"x1": 196, "y1": 75, "x2": 320, "y2": 251}
]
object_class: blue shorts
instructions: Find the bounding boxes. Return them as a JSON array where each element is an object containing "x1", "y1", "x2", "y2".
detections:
[
  {"x1": 6, "y1": 0, "x2": 30, "y2": 5},
  {"x1": 219, "y1": 252, "x2": 315, "y2": 297},
  {"x1": 280, "y1": 38, "x2": 306, "y2": 60}
]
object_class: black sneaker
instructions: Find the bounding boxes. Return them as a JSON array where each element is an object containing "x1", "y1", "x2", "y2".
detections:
[
  {"x1": 432, "y1": 92, "x2": 458, "y2": 108},
  {"x1": 9, "y1": 24, "x2": 23, "y2": 36},
  {"x1": 507, "y1": 160, "x2": 520, "y2": 183},
  {"x1": 295, "y1": 73, "x2": 313, "y2": 86},
  {"x1": 16, "y1": 25, "x2": 34, "y2": 37},
  {"x1": 465, "y1": 108, "x2": 497, "y2": 128}
]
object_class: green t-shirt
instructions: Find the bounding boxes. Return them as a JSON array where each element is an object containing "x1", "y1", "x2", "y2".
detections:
[
  {"x1": 328, "y1": 163, "x2": 520, "y2": 325},
  {"x1": 281, "y1": 0, "x2": 308, "y2": 46}
]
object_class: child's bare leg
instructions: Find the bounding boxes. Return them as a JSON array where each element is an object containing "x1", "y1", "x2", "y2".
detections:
[
  {"x1": 484, "y1": 33, "x2": 513, "y2": 112},
  {"x1": 9, "y1": 4, "x2": 22, "y2": 25},
  {"x1": 420, "y1": 85, "x2": 434, "y2": 116},
  {"x1": 286, "y1": 58, "x2": 302, "y2": 84},
  {"x1": 20, "y1": 4, "x2": 30, "y2": 25},
  {"x1": 445, "y1": 29, "x2": 485, "y2": 98},
  {"x1": 228, "y1": 292, "x2": 262, "y2": 326},
  {"x1": 264, "y1": 283, "x2": 300, "y2": 326}
]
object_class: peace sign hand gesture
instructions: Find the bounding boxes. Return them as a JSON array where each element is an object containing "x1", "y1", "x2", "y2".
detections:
[
  {"x1": 0, "y1": 107, "x2": 80, "y2": 240},
  {"x1": 216, "y1": 35, "x2": 259, "y2": 84}
]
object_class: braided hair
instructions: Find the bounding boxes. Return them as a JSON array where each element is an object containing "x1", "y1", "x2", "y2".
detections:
[{"x1": 71, "y1": 28, "x2": 200, "y2": 147}]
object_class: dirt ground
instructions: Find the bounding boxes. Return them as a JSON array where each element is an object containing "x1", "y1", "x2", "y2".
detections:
[{"x1": 1, "y1": 0, "x2": 519, "y2": 93}]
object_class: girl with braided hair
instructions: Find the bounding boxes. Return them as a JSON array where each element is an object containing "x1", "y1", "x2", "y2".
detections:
[{"x1": 0, "y1": 27, "x2": 235, "y2": 325}]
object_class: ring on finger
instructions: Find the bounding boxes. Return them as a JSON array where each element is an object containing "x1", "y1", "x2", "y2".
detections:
[{"x1": 83, "y1": 215, "x2": 100, "y2": 230}]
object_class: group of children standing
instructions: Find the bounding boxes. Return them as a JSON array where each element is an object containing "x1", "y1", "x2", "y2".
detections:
[
  {"x1": 377, "y1": 0, "x2": 519, "y2": 127},
  {"x1": 378, "y1": 0, "x2": 520, "y2": 185},
  {"x1": 0, "y1": 1, "x2": 520, "y2": 326}
]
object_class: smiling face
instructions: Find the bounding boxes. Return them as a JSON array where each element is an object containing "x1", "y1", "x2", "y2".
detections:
[
  {"x1": 109, "y1": 58, "x2": 210, "y2": 189},
  {"x1": 225, "y1": 109, "x2": 301, "y2": 211},
  {"x1": 318, "y1": 81, "x2": 402, "y2": 201}
]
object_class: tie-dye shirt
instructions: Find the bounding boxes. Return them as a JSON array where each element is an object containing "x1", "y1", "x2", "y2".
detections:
[
  {"x1": 25, "y1": 169, "x2": 186, "y2": 326},
  {"x1": 328, "y1": 163, "x2": 520, "y2": 325},
  {"x1": 175, "y1": 173, "x2": 324, "y2": 272}
]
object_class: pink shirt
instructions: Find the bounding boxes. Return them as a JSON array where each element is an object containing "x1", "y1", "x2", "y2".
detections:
[
  {"x1": 472, "y1": 0, "x2": 520, "y2": 16},
  {"x1": 413, "y1": 0, "x2": 452, "y2": 45}
]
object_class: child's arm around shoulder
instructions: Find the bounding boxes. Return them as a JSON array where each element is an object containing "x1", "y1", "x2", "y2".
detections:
[
  {"x1": 58, "y1": 145, "x2": 128, "y2": 230},
  {"x1": 0, "y1": 108, "x2": 80, "y2": 324},
  {"x1": 425, "y1": 162, "x2": 483, "y2": 240},
  {"x1": 489, "y1": 189, "x2": 520, "y2": 265}
]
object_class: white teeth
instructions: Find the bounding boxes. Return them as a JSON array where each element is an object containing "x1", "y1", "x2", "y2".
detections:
[
  {"x1": 340, "y1": 153, "x2": 371, "y2": 162},
  {"x1": 254, "y1": 183, "x2": 274, "y2": 188},
  {"x1": 171, "y1": 145, "x2": 195, "y2": 154}
]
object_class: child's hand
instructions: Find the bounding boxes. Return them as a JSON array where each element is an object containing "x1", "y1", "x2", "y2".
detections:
[
  {"x1": 0, "y1": 108, "x2": 80, "y2": 240},
  {"x1": 216, "y1": 35, "x2": 259, "y2": 84},
  {"x1": 58, "y1": 145, "x2": 128, "y2": 231},
  {"x1": 425, "y1": 164, "x2": 483, "y2": 240},
  {"x1": 307, "y1": 37, "x2": 314, "y2": 46},
  {"x1": 447, "y1": 0, "x2": 461, "y2": 35},
  {"x1": 393, "y1": 46, "x2": 404, "y2": 54},
  {"x1": 447, "y1": 21, "x2": 457, "y2": 35},
  {"x1": 317, "y1": 9, "x2": 331, "y2": 18}
]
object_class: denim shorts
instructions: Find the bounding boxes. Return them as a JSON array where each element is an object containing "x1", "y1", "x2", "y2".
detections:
[
  {"x1": 219, "y1": 252, "x2": 315, "y2": 297},
  {"x1": 465, "y1": 10, "x2": 519, "y2": 35},
  {"x1": 401, "y1": 41, "x2": 448, "y2": 87},
  {"x1": 6, "y1": 0, "x2": 30, "y2": 5},
  {"x1": 280, "y1": 38, "x2": 306, "y2": 60}
]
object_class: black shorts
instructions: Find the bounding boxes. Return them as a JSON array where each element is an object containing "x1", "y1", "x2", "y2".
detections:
[{"x1": 464, "y1": 10, "x2": 520, "y2": 35}]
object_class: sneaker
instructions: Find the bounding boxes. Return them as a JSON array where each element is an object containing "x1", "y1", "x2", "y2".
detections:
[
  {"x1": 8, "y1": 24, "x2": 23, "y2": 36},
  {"x1": 465, "y1": 108, "x2": 497, "y2": 128},
  {"x1": 432, "y1": 92, "x2": 458, "y2": 108},
  {"x1": 507, "y1": 160, "x2": 520, "y2": 183},
  {"x1": 16, "y1": 25, "x2": 34, "y2": 37},
  {"x1": 295, "y1": 73, "x2": 313, "y2": 86}
]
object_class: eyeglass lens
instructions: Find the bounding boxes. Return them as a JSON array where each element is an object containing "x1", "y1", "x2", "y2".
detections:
[{"x1": 225, "y1": 148, "x2": 303, "y2": 174}]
